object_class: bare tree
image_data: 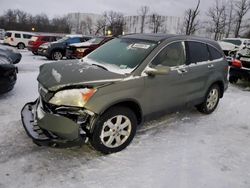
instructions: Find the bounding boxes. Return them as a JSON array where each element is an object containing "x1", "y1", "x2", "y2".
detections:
[
  {"x1": 138, "y1": 6, "x2": 150, "y2": 33},
  {"x1": 225, "y1": 0, "x2": 234, "y2": 38},
  {"x1": 81, "y1": 17, "x2": 93, "y2": 34},
  {"x1": 183, "y1": 0, "x2": 200, "y2": 35},
  {"x1": 104, "y1": 11, "x2": 125, "y2": 36},
  {"x1": 95, "y1": 18, "x2": 107, "y2": 35},
  {"x1": 207, "y1": 0, "x2": 227, "y2": 40},
  {"x1": 234, "y1": 0, "x2": 250, "y2": 37},
  {"x1": 150, "y1": 13, "x2": 164, "y2": 33}
]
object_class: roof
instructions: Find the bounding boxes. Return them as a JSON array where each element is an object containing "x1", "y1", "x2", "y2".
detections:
[
  {"x1": 121, "y1": 33, "x2": 222, "y2": 50},
  {"x1": 121, "y1": 33, "x2": 177, "y2": 42}
]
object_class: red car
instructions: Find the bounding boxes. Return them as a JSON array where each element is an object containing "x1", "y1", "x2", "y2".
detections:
[
  {"x1": 66, "y1": 36, "x2": 114, "y2": 59},
  {"x1": 28, "y1": 35, "x2": 61, "y2": 55}
]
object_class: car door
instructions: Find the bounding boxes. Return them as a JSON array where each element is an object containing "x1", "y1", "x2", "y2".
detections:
[
  {"x1": 144, "y1": 41, "x2": 189, "y2": 115},
  {"x1": 184, "y1": 41, "x2": 213, "y2": 103}
]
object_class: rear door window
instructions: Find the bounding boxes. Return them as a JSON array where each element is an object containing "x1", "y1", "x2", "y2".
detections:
[
  {"x1": 186, "y1": 41, "x2": 210, "y2": 64},
  {"x1": 15, "y1": 33, "x2": 21, "y2": 38},
  {"x1": 207, "y1": 45, "x2": 223, "y2": 60},
  {"x1": 151, "y1": 41, "x2": 186, "y2": 67}
]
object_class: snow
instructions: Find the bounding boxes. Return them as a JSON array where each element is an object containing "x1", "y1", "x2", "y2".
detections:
[{"x1": 1, "y1": 50, "x2": 250, "y2": 188}]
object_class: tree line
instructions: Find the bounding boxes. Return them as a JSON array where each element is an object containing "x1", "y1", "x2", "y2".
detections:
[
  {"x1": 0, "y1": 9, "x2": 70, "y2": 33},
  {"x1": 0, "y1": 0, "x2": 250, "y2": 39}
]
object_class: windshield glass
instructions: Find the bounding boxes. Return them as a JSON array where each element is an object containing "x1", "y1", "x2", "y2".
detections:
[
  {"x1": 85, "y1": 38, "x2": 157, "y2": 74},
  {"x1": 5, "y1": 32, "x2": 11, "y2": 38},
  {"x1": 56, "y1": 36, "x2": 69, "y2": 43}
]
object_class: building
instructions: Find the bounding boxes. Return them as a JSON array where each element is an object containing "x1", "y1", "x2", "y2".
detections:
[
  {"x1": 67, "y1": 13, "x2": 102, "y2": 35},
  {"x1": 124, "y1": 15, "x2": 182, "y2": 34}
]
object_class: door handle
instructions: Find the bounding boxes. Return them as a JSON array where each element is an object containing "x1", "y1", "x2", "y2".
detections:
[
  {"x1": 208, "y1": 64, "x2": 214, "y2": 69},
  {"x1": 177, "y1": 68, "x2": 188, "y2": 74}
]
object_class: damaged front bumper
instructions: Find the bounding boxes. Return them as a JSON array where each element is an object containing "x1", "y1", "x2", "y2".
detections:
[{"x1": 21, "y1": 99, "x2": 92, "y2": 148}]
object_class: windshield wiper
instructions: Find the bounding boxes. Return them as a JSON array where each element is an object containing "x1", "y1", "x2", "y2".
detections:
[{"x1": 92, "y1": 63, "x2": 108, "y2": 71}]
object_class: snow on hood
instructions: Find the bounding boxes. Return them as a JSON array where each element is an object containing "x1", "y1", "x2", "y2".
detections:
[
  {"x1": 37, "y1": 60, "x2": 125, "y2": 91},
  {"x1": 70, "y1": 41, "x2": 93, "y2": 47}
]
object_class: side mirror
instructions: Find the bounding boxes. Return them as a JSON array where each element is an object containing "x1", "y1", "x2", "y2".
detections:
[{"x1": 145, "y1": 65, "x2": 171, "y2": 76}]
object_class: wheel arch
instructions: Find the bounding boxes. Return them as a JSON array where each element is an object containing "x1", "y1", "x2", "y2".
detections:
[
  {"x1": 209, "y1": 80, "x2": 224, "y2": 98},
  {"x1": 99, "y1": 99, "x2": 143, "y2": 126}
]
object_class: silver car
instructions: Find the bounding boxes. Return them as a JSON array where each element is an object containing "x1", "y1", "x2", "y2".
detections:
[{"x1": 21, "y1": 34, "x2": 228, "y2": 154}]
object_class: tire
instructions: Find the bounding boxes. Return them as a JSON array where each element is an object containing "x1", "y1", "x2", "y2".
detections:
[
  {"x1": 90, "y1": 106, "x2": 137, "y2": 154},
  {"x1": 229, "y1": 76, "x2": 238, "y2": 84},
  {"x1": 196, "y1": 84, "x2": 220, "y2": 114},
  {"x1": 52, "y1": 51, "x2": 63, "y2": 60},
  {"x1": 17, "y1": 43, "x2": 25, "y2": 49}
]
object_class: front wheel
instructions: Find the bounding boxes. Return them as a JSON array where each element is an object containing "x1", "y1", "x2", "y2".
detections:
[
  {"x1": 52, "y1": 51, "x2": 63, "y2": 60},
  {"x1": 90, "y1": 106, "x2": 137, "y2": 154},
  {"x1": 196, "y1": 84, "x2": 220, "y2": 114}
]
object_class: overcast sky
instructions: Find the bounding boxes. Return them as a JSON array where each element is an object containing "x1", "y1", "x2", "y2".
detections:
[{"x1": 0, "y1": 0, "x2": 212, "y2": 18}]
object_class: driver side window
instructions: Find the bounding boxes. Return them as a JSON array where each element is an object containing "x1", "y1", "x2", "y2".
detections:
[{"x1": 151, "y1": 41, "x2": 186, "y2": 67}]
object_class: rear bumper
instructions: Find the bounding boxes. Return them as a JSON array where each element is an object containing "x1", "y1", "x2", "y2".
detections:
[
  {"x1": 21, "y1": 100, "x2": 87, "y2": 147},
  {"x1": 230, "y1": 67, "x2": 250, "y2": 80}
]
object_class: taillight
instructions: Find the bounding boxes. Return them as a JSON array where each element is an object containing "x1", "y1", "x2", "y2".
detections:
[{"x1": 231, "y1": 59, "x2": 242, "y2": 68}]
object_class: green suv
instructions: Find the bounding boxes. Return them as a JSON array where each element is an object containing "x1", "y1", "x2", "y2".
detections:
[{"x1": 21, "y1": 34, "x2": 228, "y2": 154}]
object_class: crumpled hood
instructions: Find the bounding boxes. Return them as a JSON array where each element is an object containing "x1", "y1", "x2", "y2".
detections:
[{"x1": 37, "y1": 60, "x2": 124, "y2": 91}]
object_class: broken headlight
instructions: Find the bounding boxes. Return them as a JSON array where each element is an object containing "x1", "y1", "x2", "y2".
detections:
[{"x1": 49, "y1": 88, "x2": 96, "y2": 107}]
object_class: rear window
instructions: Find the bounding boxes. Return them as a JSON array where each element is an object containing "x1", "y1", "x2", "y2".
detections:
[
  {"x1": 186, "y1": 41, "x2": 210, "y2": 64},
  {"x1": 222, "y1": 39, "x2": 242, "y2": 46},
  {"x1": 5, "y1": 32, "x2": 11, "y2": 37},
  {"x1": 15, "y1": 33, "x2": 21, "y2": 38},
  {"x1": 31, "y1": 36, "x2": 38, "y2": 41},
  {"x1": 23, "y1": 34, "x2": 32, "y2": 39},
  {"x1": 208, "y1": 45, "x2": 223, "y2": 60}
]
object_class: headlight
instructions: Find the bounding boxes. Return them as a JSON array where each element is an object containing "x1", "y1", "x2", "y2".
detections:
[
  {"x1": 49, "y1": 88, "x2": 96, "y2": 107},
  {"x1": 76, "y1": 48, "x2": 87, "y2": 53}
]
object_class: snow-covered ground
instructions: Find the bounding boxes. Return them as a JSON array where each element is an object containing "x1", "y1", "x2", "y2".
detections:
[{"x1": 0, "y1": 50, "x2": 250, "y2": 188}]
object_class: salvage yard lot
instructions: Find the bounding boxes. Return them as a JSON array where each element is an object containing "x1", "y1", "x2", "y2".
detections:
[{"x1": 0, "y1": 50, "x2": 250, "y2": 188}]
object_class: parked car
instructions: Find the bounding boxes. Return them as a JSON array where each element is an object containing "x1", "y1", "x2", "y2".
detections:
[
  {"x1": 41, "y1": 35, "x2": 92, "y2": 60},
  {"x1": 66, "y1": 36, "x2": 114, "y2": 59},
  {"x1": 0, "y1": 45, "x2": 22, "y2": 64},
  {"x1": 0, "y1": 55, "x2": 17, "y2": 94},
  {"x1": 28, "y1": 35, "x2": 62, "y2": 55},
  {"x1": 0, "y1": 29, "x2": 5, "y2": 40},
  {"x1": 21, "y1": 34, "x2": 228, "y2": 154},
  {"x1": 218, "y1": 41, "x2": 238, "y2": 56},
  {"x1": 4, "y1": 30, "x2": 34, "y2": 49},
  {"x1": 229, "y1": 45, "x2": 250, "y2": 83},
  {"x1": 221, "y1": 38, "x2": 250, "y2": 50}
]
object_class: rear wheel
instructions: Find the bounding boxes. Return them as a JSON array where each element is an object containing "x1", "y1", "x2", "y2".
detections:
[
  {"x1": 52, "y1": 51, "x2": 63, "y2": 60},
  {"x1": 90, "y1": 106, "x2": 137, "y2": 154},
  {"x1": 197, "y1": 84, "x2": 220, "y2": 114},
  {"x1": 17, "y1": 43, "x2": 25, "y2": 49}
]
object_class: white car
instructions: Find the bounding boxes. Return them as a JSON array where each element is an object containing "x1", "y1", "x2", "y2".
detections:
[
  {"x1": 221, "y1": 38, "x2": 250, "y2": 50},
  {"x1": 4, "y1": 30, "x2": 34, "y2": 49}
]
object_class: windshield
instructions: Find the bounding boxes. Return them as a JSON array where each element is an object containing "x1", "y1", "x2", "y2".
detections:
[
  {"x1": 5, "y1": 32, "x2": 11, "y2": 38},
  {"x1": 56, "y1": 36, "x2": 69, "y2": 43},
  {"x1": 222, "y1": 39, "x2": 242, "y2": 46},
  {"x1": 85, "y1": 38, "x2": 157, "y2": 74}
]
